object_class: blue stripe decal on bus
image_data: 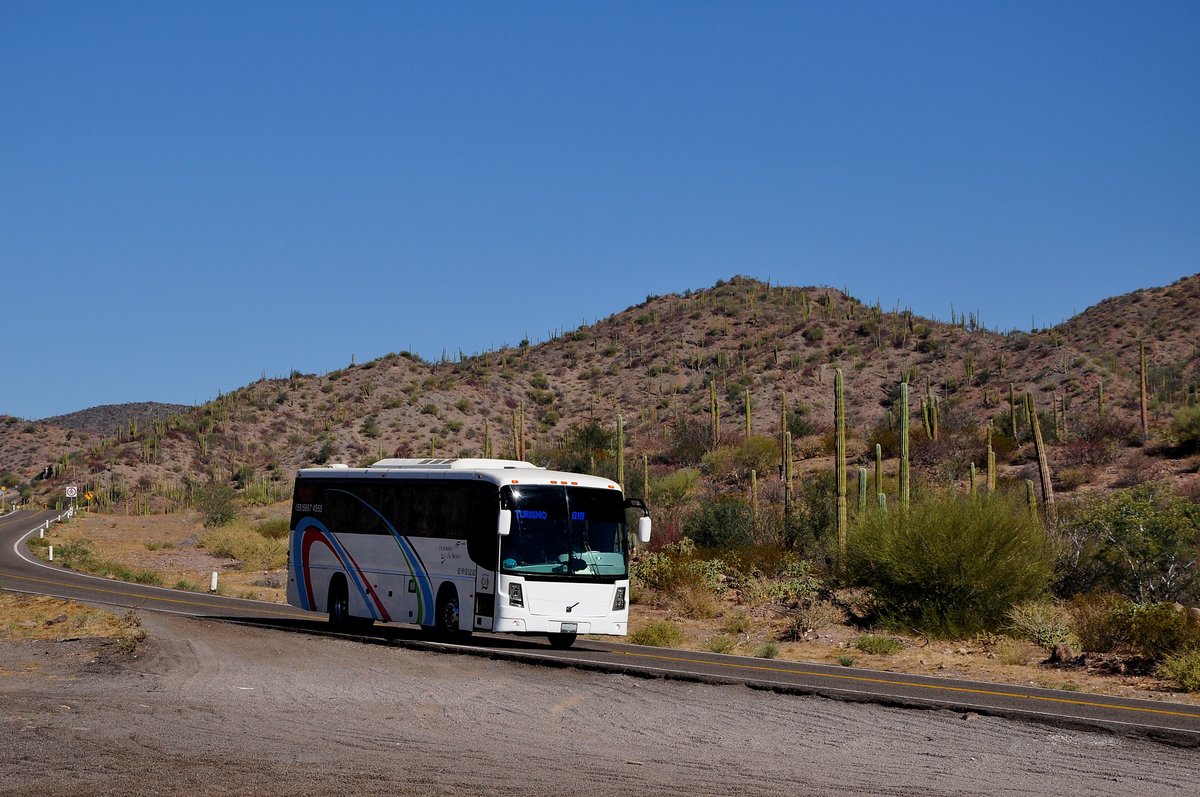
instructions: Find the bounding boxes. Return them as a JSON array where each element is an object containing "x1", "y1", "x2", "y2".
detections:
[
  {"x1": 326, "y1": 489, "x2": 436, "y2": 625},
  {"x1": 291, "y1": 516, "x2": 379, "y2": 618}
]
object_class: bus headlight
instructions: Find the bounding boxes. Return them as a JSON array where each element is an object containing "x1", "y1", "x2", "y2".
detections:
[
  {"x1": 508, "y1": 583, "x2": 524, "y2": 608},
  {"x1": 613, "y1": 586, "x2": 626, "y2": 611}
]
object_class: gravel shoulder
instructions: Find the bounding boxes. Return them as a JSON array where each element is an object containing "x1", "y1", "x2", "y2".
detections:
[{"x1": 2, "y1": 613, "x2": 1198, "y2": 797}]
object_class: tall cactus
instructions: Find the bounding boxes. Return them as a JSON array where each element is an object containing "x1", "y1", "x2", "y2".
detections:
[
  {"x1": 899, "y1": 381, "x2": 910, "y2": 511},
  {"x1": 709, "y1": 380, "x2": 720, "y2": 447},
  {"x1": 874, "y1": 443, "x2": 883, "y2": 498},
  {"x1": 858, "y1": 467, "x2": 868, "y2": 514},
  {"x1": 1009, "y1": 383, "x2": 1017, "y2": 437},
  {"x1": 1027, "y1": 393, "x2": 1056, "y2": 522},
  {"x1": 1140, "y1": 341, "x2": 1149, "y2": 441},
  {"x1": 744, "y1": 387, "x2": 751, "y2": 437},
  {"x1": 835, "y1": 368, "x2": 847, "y2": 569},
  {"x1": 751, "y1": 469, "x2": 759, "y2": 519},
  {"x1": 986, "y1": 424, "x2": 996, "y2": 493}
]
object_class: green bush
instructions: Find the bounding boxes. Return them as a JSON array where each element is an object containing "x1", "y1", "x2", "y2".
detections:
[
  {"x1": 194, "y1": 481, "x2": 238, "y2": 527},
  {"x1": 702, "y1": 435, "x2": 779, "y2": 482},
  {"x1": 1159, "y1": 649, "x2": 1200, "y2": 691},
  {"x1": 847, "y1": 492, "x2": 1055, "y2": 637},
  {"x1": 200, "y1": 522, "x2": 287, "y2": 570},
  {"x1": 704, "y1": 635, "x2": 736, "y2": 653},
  {"x1": 684, "y1": 498, "x2": 754, "y2": 548},
  {"x1": 729, "y1": 553, "x2": 820, "y2": 608},
  {"x1": 630, "y1": 538, "x2": 727, "y2": 594},
  {"x1": 629, "y1": 620, "x2": 685, "y2": 648},
  {"x1": 1070, "y1": 594, "x2": 1200, "y2": 661},
  {"x1": 855, "y1": 634, "x2": 903, "y2": 655},
  {"x1": 1058, "y1": 484, "x2": 1200, "y2": 603},
  {"x1": 1170, "y1": 404, "x2": 1200, "y2": 453},
  {"x1": 1006, "y1": 599, "x2": 1078, "y2": 651},
  {"x1": 255, "y1": 518, "x2": 291, "y2": 540},
  {"x1": 649, "y1": 469, "x2": 700, "y2": 510}
]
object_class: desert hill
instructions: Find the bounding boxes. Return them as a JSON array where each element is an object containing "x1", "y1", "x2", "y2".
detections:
[
  {"x1": 41, "y1": 402, "x2": 192, "y2": 437},
  {"x1": 2, "y1": 273, "x2": 1198, "y2": 509}
]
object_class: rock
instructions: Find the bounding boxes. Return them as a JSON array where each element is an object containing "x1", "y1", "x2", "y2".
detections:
[
  {"x1": 45, "y1": 614, "x2": 68, "y2": 625},
  {"x1": 1172, "y1": 602, "x2": 1185, "y2": 613},
  {"x1": 1050, "y1": 643, "x2": 1077, "y2": 664},
  {"x1": 1190, "y1": 607, "x2": 1200, "y2": 623}
]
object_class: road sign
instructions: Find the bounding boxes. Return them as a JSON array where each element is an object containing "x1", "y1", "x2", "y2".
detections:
[{"x1": 65, "y1": 486, "x2": 78, "y2": 498}]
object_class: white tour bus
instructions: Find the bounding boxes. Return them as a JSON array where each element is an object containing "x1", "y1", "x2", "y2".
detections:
[{"x1": 286, "y1": 458, "x2": 651, "y2": 648}]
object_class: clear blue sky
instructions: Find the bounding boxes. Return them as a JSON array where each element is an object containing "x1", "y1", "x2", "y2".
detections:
[{"x1": 2, "y1": 1, "x2": 1197, "y2": 420}]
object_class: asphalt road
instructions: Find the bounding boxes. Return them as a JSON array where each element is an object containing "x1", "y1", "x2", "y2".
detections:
[{"x1": 3, "y1": 509, "x2": 1199, "y2": 747}]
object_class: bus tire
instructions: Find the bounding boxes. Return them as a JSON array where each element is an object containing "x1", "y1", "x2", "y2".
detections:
[
  {"x1": 328, "y1": 575, "x2": 350, "y2": 629},
  {"x1": 547, "y1": 632, "x2": 577, "y2": 649},
  {"x1": 435, "y1": 585, "x2": 467, "y2": 639}
]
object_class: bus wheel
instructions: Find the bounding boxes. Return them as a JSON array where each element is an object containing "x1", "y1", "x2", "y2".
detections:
[
  {"x1": 328, "y1": 576, "x2": 350, "y2": 629},
  {"x1": 435, "y1": 586, "x2": 461, "y2": 639},
  {"x1": 547, "y1": 632, "x2": 577, "y2": 649}
]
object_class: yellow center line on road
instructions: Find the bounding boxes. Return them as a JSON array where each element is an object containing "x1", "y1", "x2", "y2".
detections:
[
  {"x1": 0, "y1": 570, "x2": 309, "y2": 619},
  {"x1": 612, "y1": 649, "x2": 1200, "y2": 722}
]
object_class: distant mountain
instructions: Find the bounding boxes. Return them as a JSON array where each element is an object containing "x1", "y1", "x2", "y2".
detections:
[
  {"x1": 40, "y1": 402, "x2": 193, "y2": 437},
  {"x1": 2, "y1": 273, "x2": 1198, "y2": 505}
]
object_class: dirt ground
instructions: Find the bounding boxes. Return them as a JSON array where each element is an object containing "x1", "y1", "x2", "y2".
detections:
[{"x1": 0, "y1": 611, "x2": 1197, "y2": 797}]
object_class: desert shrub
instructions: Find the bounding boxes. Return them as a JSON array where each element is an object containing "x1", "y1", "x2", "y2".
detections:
[
  {"x1": 664, "y1": 417, "x2": 709, "y2": 465},
  {"x1": 724, "y1": 612, "x2": 752, "y2": 635},
  {"x1": 668, "y1": 581, "x2": 724, "y2": 619},
  {"x1": 194, "y1": 481, "x2": 238, "y2": 527},
  {"x1": 788, "y1": 599, "x2": 846, "y2": 633},
  {"x1": 1006, "y1": 599, "x2": 1077, "y2": 651},
  {"x1": 786, "y1": 401, "x2": 815, "y2": 438},
  {"x1": 755, "y1": 642, "x2": 780, "y2": 658},
  {"x1": 847, "y1": 492, "x2": 1055, "y2": 637},
  {"x1": 702, "y1": 435, "x2": 779, "y2": 483},
  {"x1": 1057, "y1": 484, "x2": 1200, "y2": 604},
  {"x1": 684, "y1": 498, "x2": 755, "y2": 549},
  {"x1": 784, "y1": 471, "x2": 838, "y2": 558},
  {"x1": 630, "y1": 538, "x2": 726, "y2": 595},
  {"x1": 1070, "y1": 594, "x2": 1200, "y2": 661},
  {"x1": 543, "y1": 420, "x2": 616, "y2": 476},
  {"x1": 728, "y1": 553, "x2": 820, "y2": 608},
  {"x1": 704, "y1": 635, "x2": 736, "y2": 653},
  {"x1": 255, "y1": 518, "x2": 291, "y2": 540},
  {"x1": 855, "y1": 634, "x2": 903, "y2": 655},
  {"x1": 1171, "y1": 404, "x2": 1200, "y2": 453},
  {"x1": 629, "y1": 620, "x2": 685, "y2": 648},
  {"x1": 53, "y1": 539, "x2": 97, "y2": 570},
  {"x1": 51, "y1": 539, "x2": 162, "y2": 585},
  {"x1": 649, "y1": 469, "x2": 701, "y2": 510},
  {"x1": 1159, "y1": 650, "x2": 1200, "y2": 692},
  {"x1": 1053, "y1": 464, "x2": 1096, "y2": 492},
  {"x1": 199, "y1": 522, "x2": 287, "y2": 570}
]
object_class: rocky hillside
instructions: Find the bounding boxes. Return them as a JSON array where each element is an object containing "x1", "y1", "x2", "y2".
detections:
[
  {"x1": 2, "y1": 274, "x2": 1198, "y2": 509},
  {"x1": 41, "y1": 402, "x2": 192, "y2": 437}
]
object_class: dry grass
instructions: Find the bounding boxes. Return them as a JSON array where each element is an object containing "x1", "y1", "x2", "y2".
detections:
[
  {"x1": 35, "y1": 505, "x2": 290, "y2": 603},
  {"x1": 0, "y1": 593, "x2": 143, "y2": 650}
]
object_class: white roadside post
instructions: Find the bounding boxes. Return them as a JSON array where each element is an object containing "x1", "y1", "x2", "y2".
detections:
[
  {"x1": 49, "y1": 545, "x2": 54, "y2": 561},
  {"x1": 210, "y1": 571, "x2": 219, "y2": 593}
]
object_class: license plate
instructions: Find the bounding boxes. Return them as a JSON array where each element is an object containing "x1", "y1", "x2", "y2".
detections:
[{"x1": 560, "y1": 622, "x2": 578, "y2": 633}]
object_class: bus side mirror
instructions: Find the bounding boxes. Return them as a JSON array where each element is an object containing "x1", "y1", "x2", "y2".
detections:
[
  {"x1": 497, "y1": 509, "x2": 512, "y2": 537},
  {"x1": 637, "y1": 516, "x2": 651, "y2": 544}
]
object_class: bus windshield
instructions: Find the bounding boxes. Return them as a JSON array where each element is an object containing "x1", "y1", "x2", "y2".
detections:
[{"x1": 500, "y1": 485, "x2": 628, "y2": 579}]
